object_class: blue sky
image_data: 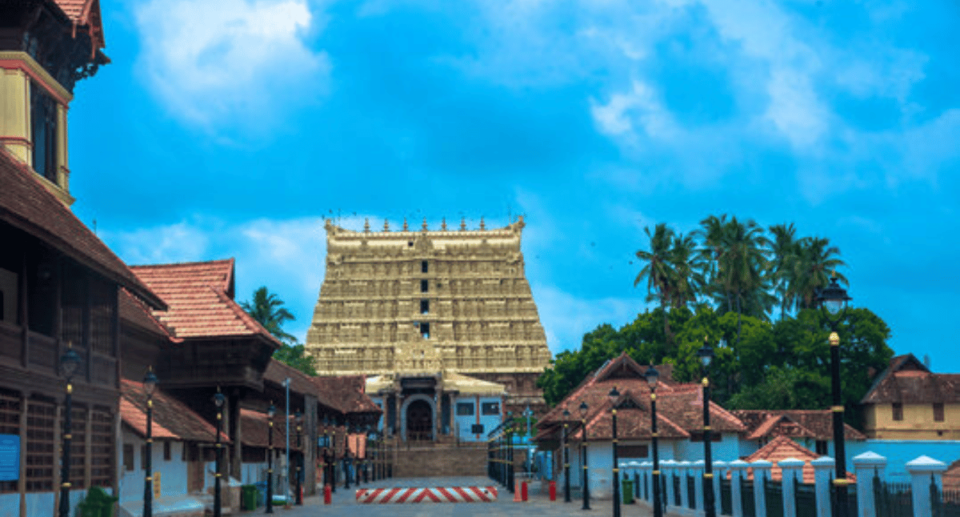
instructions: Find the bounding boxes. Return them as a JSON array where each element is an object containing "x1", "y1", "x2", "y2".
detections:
[{"x1": 68, "y1": 0, "x2": 960, "y2": 371}]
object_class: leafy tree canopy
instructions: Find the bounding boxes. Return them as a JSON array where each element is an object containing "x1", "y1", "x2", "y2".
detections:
[
  {"x1": 537, "y1": 305, "x2": 893, "y2": 426},
  {"x1": 241, "y1": 286, "x2": 317, "y2": 376}
]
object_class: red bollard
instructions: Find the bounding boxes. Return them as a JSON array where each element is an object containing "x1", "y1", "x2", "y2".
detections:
[
  {"x1": 324, "y1": 484, "x2": 332, "y2": 505},
  {"x1": 549, "y1": 480, "x2": 556, "y2": 501},
  {"x1": 521, "y1": 481, "x2": 528, "y2": 502}
]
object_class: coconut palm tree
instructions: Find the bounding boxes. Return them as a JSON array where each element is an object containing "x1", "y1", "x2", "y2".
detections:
[
  {"x1": 716, "y1": 217, "x2": 770, "y2": 344},
  {"x1": 694, "y1": 214, "x2": 732, "y2": 311},
  {"x1": 769, "y1": 223, "x2": 800, "y2": 320},
  {"x1": 241, "y1": 286, "x2": 297, "y2": 344},
  {"x1": 634, "y1": 223, "x2": 677, "y2": 344},
  {"x1": 790, "y1": 237, "x2": 847, "y2": 310},
  {"x1": 669, "y1": 232, "x2": 704, "y2": 310}
]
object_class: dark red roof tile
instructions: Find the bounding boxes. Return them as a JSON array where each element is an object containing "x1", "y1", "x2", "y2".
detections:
[{"x1": 121, "y1": 379, "x2": 226, "y2": 443}]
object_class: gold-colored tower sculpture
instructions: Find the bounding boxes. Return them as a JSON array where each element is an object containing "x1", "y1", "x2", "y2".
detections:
[{"x1": 306, "y1": 215, "x2": 552, "y2": 410}]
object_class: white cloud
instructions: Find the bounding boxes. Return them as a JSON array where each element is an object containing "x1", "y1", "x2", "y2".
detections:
[
  {"x1": 134, "y1": 0, "x2": 330, "y2": 132},
  {"x1": 591, "y1": 80, "x2": 679, "y2": 141},
  {"x1": 530, "y1": 284, "x2": 641, "y2": 353}
]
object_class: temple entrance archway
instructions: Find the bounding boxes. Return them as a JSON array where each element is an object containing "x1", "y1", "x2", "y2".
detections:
[{"x1": 407, "y1": 400, "x2": 433, "y2": 441}]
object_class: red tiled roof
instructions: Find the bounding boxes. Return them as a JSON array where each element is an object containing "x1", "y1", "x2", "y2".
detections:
[
  {"x1": 312, "y1": 376, "x2": 382, "y2": 416},
  {"x1": 130, "y1": 260, "x2": 280, "y2": 346},
  {"x1": 265, "y1": 359, "x2": 319, "y2": 399},
  {"x1": 944, "y1": 459, "x2": 960, "y2": 489},
  {"x1": 733, "y1": 410, "x2": 866, "y2": 442},
  {"x1": 861, "y1": 354, "x2": 960, "y2": 404},
  {"x1": 119, "y1": 288, "x2": 180, "y2": 341},
  {"x1": 743, "y1": 436, "x2": 854, "y2": 484},
  {"x1": 537, "y1": 353, "x2": 744, "y2": 442},
  {"x1": 121, "y1": 379, "x2": 227, "y2": 443},
  {"x1": 0, "y1": 149, "x2": 164, "y2": 309},
  {"x1": 239, "y1": 409, "x2": 303, "y2": 451},
  {"x1": 50, "y1": 0, "x2": 106, "y2": 50}
]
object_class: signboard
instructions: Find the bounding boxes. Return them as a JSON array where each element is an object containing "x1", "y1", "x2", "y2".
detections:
[
  {"x1": 471, "y1": 424, "x2": 484, "y2": 434},
  {"x1": 153, "y1": 472, "x2": 161, "y2": 499},
  {"x1": 0, "y1": 435, "x2": 19, "y2": 481}
]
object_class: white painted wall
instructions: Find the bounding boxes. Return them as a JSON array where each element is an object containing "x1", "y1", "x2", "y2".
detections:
[{"x1": 118, "y1": 428, "x2": 189, "y2": 505}]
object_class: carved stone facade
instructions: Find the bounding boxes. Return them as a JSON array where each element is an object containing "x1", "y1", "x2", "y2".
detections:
[{"x1": 306, "y1": 216, "x2": 552, "y2": 415}]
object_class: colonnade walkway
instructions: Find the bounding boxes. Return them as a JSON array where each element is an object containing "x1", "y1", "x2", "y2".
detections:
[{"x1": 271, "y1": 476, "x2": 685, "y2": 517}]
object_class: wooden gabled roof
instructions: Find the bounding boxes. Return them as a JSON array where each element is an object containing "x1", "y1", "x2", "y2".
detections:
[
  {"x1": 51, "y1": 0, "x2": 106, "y2": 51},
  {"x1": 0, "y1": 149, "x2": 164, "y2": 309},
  {"x1": 120, "y1": 379, "x2": 227, "y2": 443},
  {"x1": 733, "y1": 410, "x2": 866, "y2": 442}
]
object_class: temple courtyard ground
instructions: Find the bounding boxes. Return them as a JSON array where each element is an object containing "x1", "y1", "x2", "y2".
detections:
[{"x1": 268, "y1": 476, "x2": 683, "y2": 516}]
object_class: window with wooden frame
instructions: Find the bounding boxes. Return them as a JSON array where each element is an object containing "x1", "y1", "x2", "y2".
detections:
[
  {"x1": 0, "y1": 388, "x2": 20, "y2": 493},
  {"x1": 90, "y1": 407, "x2": 114, "y2": 486},
  {"x1": 30, "y1": 81, "x2": 58, "y2": 183},
  {"x1": 164, "y1": 441, "x2": 171, "y2": 461},
  {"x1": 123, "y1": 444, "x2": 135, "y2": 471},
  {"x1": 26, "y1": 397, "x2": 56, "y2": 492},
  {"x1": 141, "y1": 445, "x2": 147, "y2": 470},
  {"x1": 618, "y1": 445, "x2": 649, "y2": 458},
  {"x1": 934, "y1": 403, "x2": 945, "y2": 422},
  {"x1": 68, "y1": 404, "x2": 87, "y2": 489},
  {"x1": 892, "y1": 403, "x2": 903, "y2": 421}
]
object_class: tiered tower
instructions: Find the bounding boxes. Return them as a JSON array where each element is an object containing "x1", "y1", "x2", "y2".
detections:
[{"x1": 306, "y1": 216, "x2": 552, "y2": 410}]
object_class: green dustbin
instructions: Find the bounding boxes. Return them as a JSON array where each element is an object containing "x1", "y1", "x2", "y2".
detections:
[
  {"x1": 622, "y1": 478, "x2": 634, "y2": 504},
  {"x1": 241, "y1": 485, "x2": 259, "y2": 510},
  {"x1": 80, "y1": 487, "x2": 118, "y2": 517}
]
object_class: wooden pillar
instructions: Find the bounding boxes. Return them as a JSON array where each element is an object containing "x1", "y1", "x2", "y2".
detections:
[{"x1": 230, "y1": 389, "x2": 241, "y2": 479}]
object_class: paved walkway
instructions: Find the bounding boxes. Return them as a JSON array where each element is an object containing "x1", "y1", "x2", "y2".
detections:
[{"x1": 254, "y1": 477, "x2": 687, "y2": 517}]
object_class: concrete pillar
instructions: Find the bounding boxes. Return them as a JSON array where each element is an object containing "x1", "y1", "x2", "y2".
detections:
[
  {"x1": 811, "y1": 456, "x2": 835, "y2": 517},
  {"x1": 714, "y1": 461, "x2": 728, "y2": 517},
  {"x1": 752, "y1": 460, "x2": 773, "y2": 517},
  {"x1": 852, "y1": 452, "x2": 887, "y2": 517},
  {"x1": 693, "y1": 460, "x2": 705, "y2": 516},
  {"x1": 729, "y1": 459, "x2": 748, "y2": 517},
  {"x1": 641, "y1": 461, "x2": 652, "y2": 501},
  {"x1": 679, "y1": 461, "x2": 692, "y2": 510},
  {"x1": 664, "y1": 460, "x2": 677, "y2": 509},
  {"x1": 779, "y1": 458, "x2": 804, "y2": 517},
  {"x1": 906, "y1": 455, "x2": 948, "y2": 517}
]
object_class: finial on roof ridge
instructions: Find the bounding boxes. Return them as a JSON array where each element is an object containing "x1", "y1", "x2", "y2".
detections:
[
  {"x1": 384, "y1": 219, "x2": 389, "y2": 231},
  {"x1": 403, "y1": 218, "x2": 409, "y2": 231},
  {"x1": 441, "y1": 218, "x2": 447, "y2": 231},
  {"x1": 364, "y1": 218, "x2": 370, "y2": 232},
  {"x1": 480, "y1": 217, "x2": 486, "y2": 231},
  {"x1": 422, "y1": 218, "x2": 428, "y2": 231},
  {"x1": 460, "y1": 217, "x2": 466, "y2": 231}
]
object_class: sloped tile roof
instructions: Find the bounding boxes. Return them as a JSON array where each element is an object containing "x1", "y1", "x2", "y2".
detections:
[
  {"x1": 130, "y1": 260, "x2": 280, "y2": 345},
  {"x1": 944, "y1": 459, "x2": 960, "y2": 489},
  {"x1": 121, "y1": 379, "x2": 227, "y2": 443},
  {"x1": 0, "y1": 149, "x2": 165, "y2": 309},
  {"x1": 743, "y1": 436, "x2": 820, "y2": 484},
  {"x1": 50, "y1": 0, "x2": 106, "y2": 50},
  {"x1": 733, "y1": 410, "x2": 866, "y2": 442},
  {"x1": 239, "y1": 409, "x2": 303, "y2": 451},
  {"x1": 119, "y1": 288, "x2": 179, "y2": 341},
  {"x1": 861, "y1": 354, "x2": 960, "y2": 404},
  {"x1": 312, "y1": 376, "x2": 382, "y2": 415},
  {"x1": 264, "y1": 359, "x2": 319, "y2": 399},
  {"x1": 537, "y1": 352, "x2": 744, "y2": 442}
]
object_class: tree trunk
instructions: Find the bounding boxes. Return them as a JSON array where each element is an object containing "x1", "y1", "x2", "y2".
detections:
[{"x1": 736, "y1": 293, "x2": 742, "y2": 346}]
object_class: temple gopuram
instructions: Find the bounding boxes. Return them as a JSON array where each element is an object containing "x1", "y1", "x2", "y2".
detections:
[{"x1": 306, "y1": 216, "x2": 552, "y2": 441}]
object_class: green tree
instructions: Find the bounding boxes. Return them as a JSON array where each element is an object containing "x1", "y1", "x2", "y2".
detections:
[
  {"x1": 241, "y1": 286, "x2": 317, "y2": 376},
  {"x1": 634, "y1": 223, "x2": 678, "y2": 346},
  {"x1": 768, "y1": 222, "x2": 800, "y2": 320}
]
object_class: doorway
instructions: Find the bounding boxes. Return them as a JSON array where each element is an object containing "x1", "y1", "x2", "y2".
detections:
[{"x1": 406, "y1": 400, "x2": 433, "y2": 441}]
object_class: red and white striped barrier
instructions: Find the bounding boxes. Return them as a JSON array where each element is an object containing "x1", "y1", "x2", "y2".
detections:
[{"x1": 355, "y1": 486, "x2": 498, "y2": 504}]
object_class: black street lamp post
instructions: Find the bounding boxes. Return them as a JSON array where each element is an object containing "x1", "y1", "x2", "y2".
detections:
[
  {"x1": 609, "y1": 387, "x2": 621, "y2": 517},
  {"x1": 506, "y1": 415, "x2": 514, "y2": 494},
  {"x1": 646, "y1": 365, "x2": 662, "y2": 517},
  {"x1": 266, "y1": 402, "x2": 276, "y2": 514},
  {"x1": 817, "y1": 275, "x2": 852, "y2": 517},
  {"x1": 295, "y1": 410, "x2": 303, "y2": 506},
  {"x1": 579, "y1": 401, "x2": 590, "y2": 511},
  {"x1": 563, "y1": 408, "x2": 571, "y2": 503},
  {"x1": 698, "y1": 340, "x2": 716, "y2": 517},
  {"x1": 143, "y1": 368, "x2": 158, "y2": 517},
  {"x1": 58, "y1": 344, "x2": 81, "y2": 517},
  {"x1": 213, "y1": 388, "x2": 226, "y2": 517},
  {"x1": 344, "y1": 423, "x2": 351, "y2": 490}
]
